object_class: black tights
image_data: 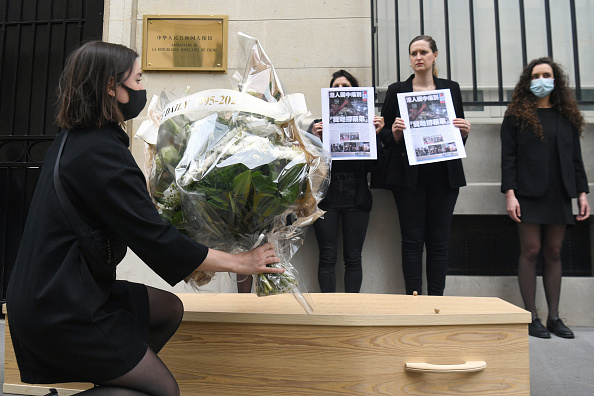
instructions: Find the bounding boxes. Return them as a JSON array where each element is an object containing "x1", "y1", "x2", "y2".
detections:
[
  {"x1": 517, "y1": 223, "x2": 566, "y2": 320},
  {"x1": 78, "y1": 286, "x2": 184, "y2": 396}
]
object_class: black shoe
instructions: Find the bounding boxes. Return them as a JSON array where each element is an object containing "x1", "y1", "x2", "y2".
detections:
[
  {"x1": 528, "y1": 318, "x2": 551, "y2": 338},
  {"x1": 547, "y1": 317, "x2": 574, "y2": 338}
]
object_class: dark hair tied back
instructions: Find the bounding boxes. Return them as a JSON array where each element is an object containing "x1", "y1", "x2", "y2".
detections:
[{"x1": 409, "y1": 35, "x2": 438, "y2": 53}]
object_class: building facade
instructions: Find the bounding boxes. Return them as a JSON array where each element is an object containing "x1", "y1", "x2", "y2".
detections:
[{"x1": 8, "y1": 0, "x2": 591, "y2": 323}]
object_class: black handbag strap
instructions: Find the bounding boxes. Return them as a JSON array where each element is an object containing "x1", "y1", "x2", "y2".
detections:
[{"x1": 53, "y1": 130, "x2": 86, "y2": 234}]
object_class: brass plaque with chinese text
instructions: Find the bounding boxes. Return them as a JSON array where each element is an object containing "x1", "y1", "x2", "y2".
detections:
[{"x1": 142, "y1": 15, "x2": 228, "y2": 72}]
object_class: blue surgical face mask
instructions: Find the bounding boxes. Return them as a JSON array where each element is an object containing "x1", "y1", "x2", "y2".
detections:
[{"x1": 530, "y1": 78, "x2": 555, "y2": 98}]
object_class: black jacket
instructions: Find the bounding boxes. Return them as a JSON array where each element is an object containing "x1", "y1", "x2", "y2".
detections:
[
  {"x1": 7, "y1": 125, "x2": 208, "y2": 383},
  {"x1": 373, "y1": 74, "x2": 467, "y2": 190},
  {"x1": 500, "y1": 112, "x2": 589, "y2": 197},
  {"x1": 308, "y1": 119, "x2": 376, "y2": 211}
]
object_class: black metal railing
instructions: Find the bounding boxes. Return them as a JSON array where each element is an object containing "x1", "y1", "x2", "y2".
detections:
[{"x1": 372, "y1": 0, "x2": 594, "y2": 108}]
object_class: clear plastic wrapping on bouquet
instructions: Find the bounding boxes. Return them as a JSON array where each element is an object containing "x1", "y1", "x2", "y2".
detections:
[
  {"x1": 150, "y1": 33, "x2": 331, "y2": 313},
  {"x1": 133, "y1": 94, "x2": 162, "y2": 188}
]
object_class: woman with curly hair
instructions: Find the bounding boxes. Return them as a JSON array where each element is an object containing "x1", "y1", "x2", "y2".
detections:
[{"x1": 501, "y1": 57, "x2": 590, "y2": 339}]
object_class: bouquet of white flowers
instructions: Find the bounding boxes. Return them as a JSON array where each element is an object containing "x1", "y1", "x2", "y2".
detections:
[{"x1": 150, "y1": 33, "x2": 330, "y2": 313}]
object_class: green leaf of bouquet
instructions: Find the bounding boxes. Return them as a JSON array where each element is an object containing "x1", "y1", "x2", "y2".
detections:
[
  {"x1": 253, "y1": 192, "x2": 289, "y2": 217},
  {"x1": 207, "y1": 193, "x2": 231, "y2": 211},
  {"x1": 280, "y1": 182, "x2": 301, "y2": 203},
  {"x1": 170, "y1": 210, "x2": 186, "y2": 227},
  {"x1": 204, "y1": 164, "x2": 247, "y2": 191},
  {"x1": 277, "y1": 163, "x2": 306, "y2": 198},
  {"x1": 193, "y1": 200, "x2": 231, "y2": 240},
  {"x1": 159, "y1": 145, "x2": 182, "y2": 168},
  {"x1": 232, "y1": 170, "x2": 252, "y2": 199},
  {"x1": 159, "y1": 209, "x2": 174, "y2": 223},
  {"x1": 152, "y1": 174, "x2": 174, "y2": 201},
  {"x1": 251, "y1": 171, "x2": 277, "y2": 195},
  {"x1": 161, "y1": 118, "x2": 182, "y2": 138}
]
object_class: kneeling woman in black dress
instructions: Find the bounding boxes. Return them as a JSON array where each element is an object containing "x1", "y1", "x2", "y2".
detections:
[
  {"x1": 6, "y1": 41, "x2": 283, "y2": 395},
  {"x1": 501, "y1": 57, "x2": 590, "y2": 339}
]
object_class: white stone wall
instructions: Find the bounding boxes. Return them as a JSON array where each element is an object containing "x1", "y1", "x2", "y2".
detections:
[
  {"x1": 106, "y1": 1, "x2": 594, "y2": 326},
  {"x1": 105, "y1": 0, "x2": 373, "y2": 138},
  {"x1": 108, "y1": 0, "x2": 377, "y2": 293}
]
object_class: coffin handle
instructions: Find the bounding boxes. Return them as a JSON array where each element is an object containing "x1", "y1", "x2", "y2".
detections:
[{"x1": 405, "y1": 361, "x2": 486, "y2": 373}]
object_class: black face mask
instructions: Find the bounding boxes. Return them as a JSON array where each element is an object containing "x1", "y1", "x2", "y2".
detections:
[{"x1": 117, "y1": 84, "x2": 147, "y2": 121}]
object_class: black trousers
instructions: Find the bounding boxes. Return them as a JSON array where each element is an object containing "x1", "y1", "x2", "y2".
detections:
[
  {"x1": 314, "y1": 173, "x2": 370, "y2": 293},
  {"x1": 392, "y1": 185, "x2": 459, "y2": 295}
]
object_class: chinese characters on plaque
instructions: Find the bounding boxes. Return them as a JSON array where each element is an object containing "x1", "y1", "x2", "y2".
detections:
[{"x1": 142, "y1": 15, "x2": 228, "y2": 72}]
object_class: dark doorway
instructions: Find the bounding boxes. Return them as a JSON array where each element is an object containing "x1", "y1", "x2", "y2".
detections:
[{"x1": 0, "y1": 0, "x2": 104, "y2": 300}]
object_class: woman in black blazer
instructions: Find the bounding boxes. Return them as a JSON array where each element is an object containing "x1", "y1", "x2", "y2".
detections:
[
  {"x1": 501, "y1": 57, "x2": 590, "y2": 339},
  {"x1": 377, "y1": 35, "x2": 471, "y2": 296}
]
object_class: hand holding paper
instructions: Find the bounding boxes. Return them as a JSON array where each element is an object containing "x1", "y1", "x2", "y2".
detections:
[{"x1": 452, "y1": 118, "x2": 471, "y2": 138}]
